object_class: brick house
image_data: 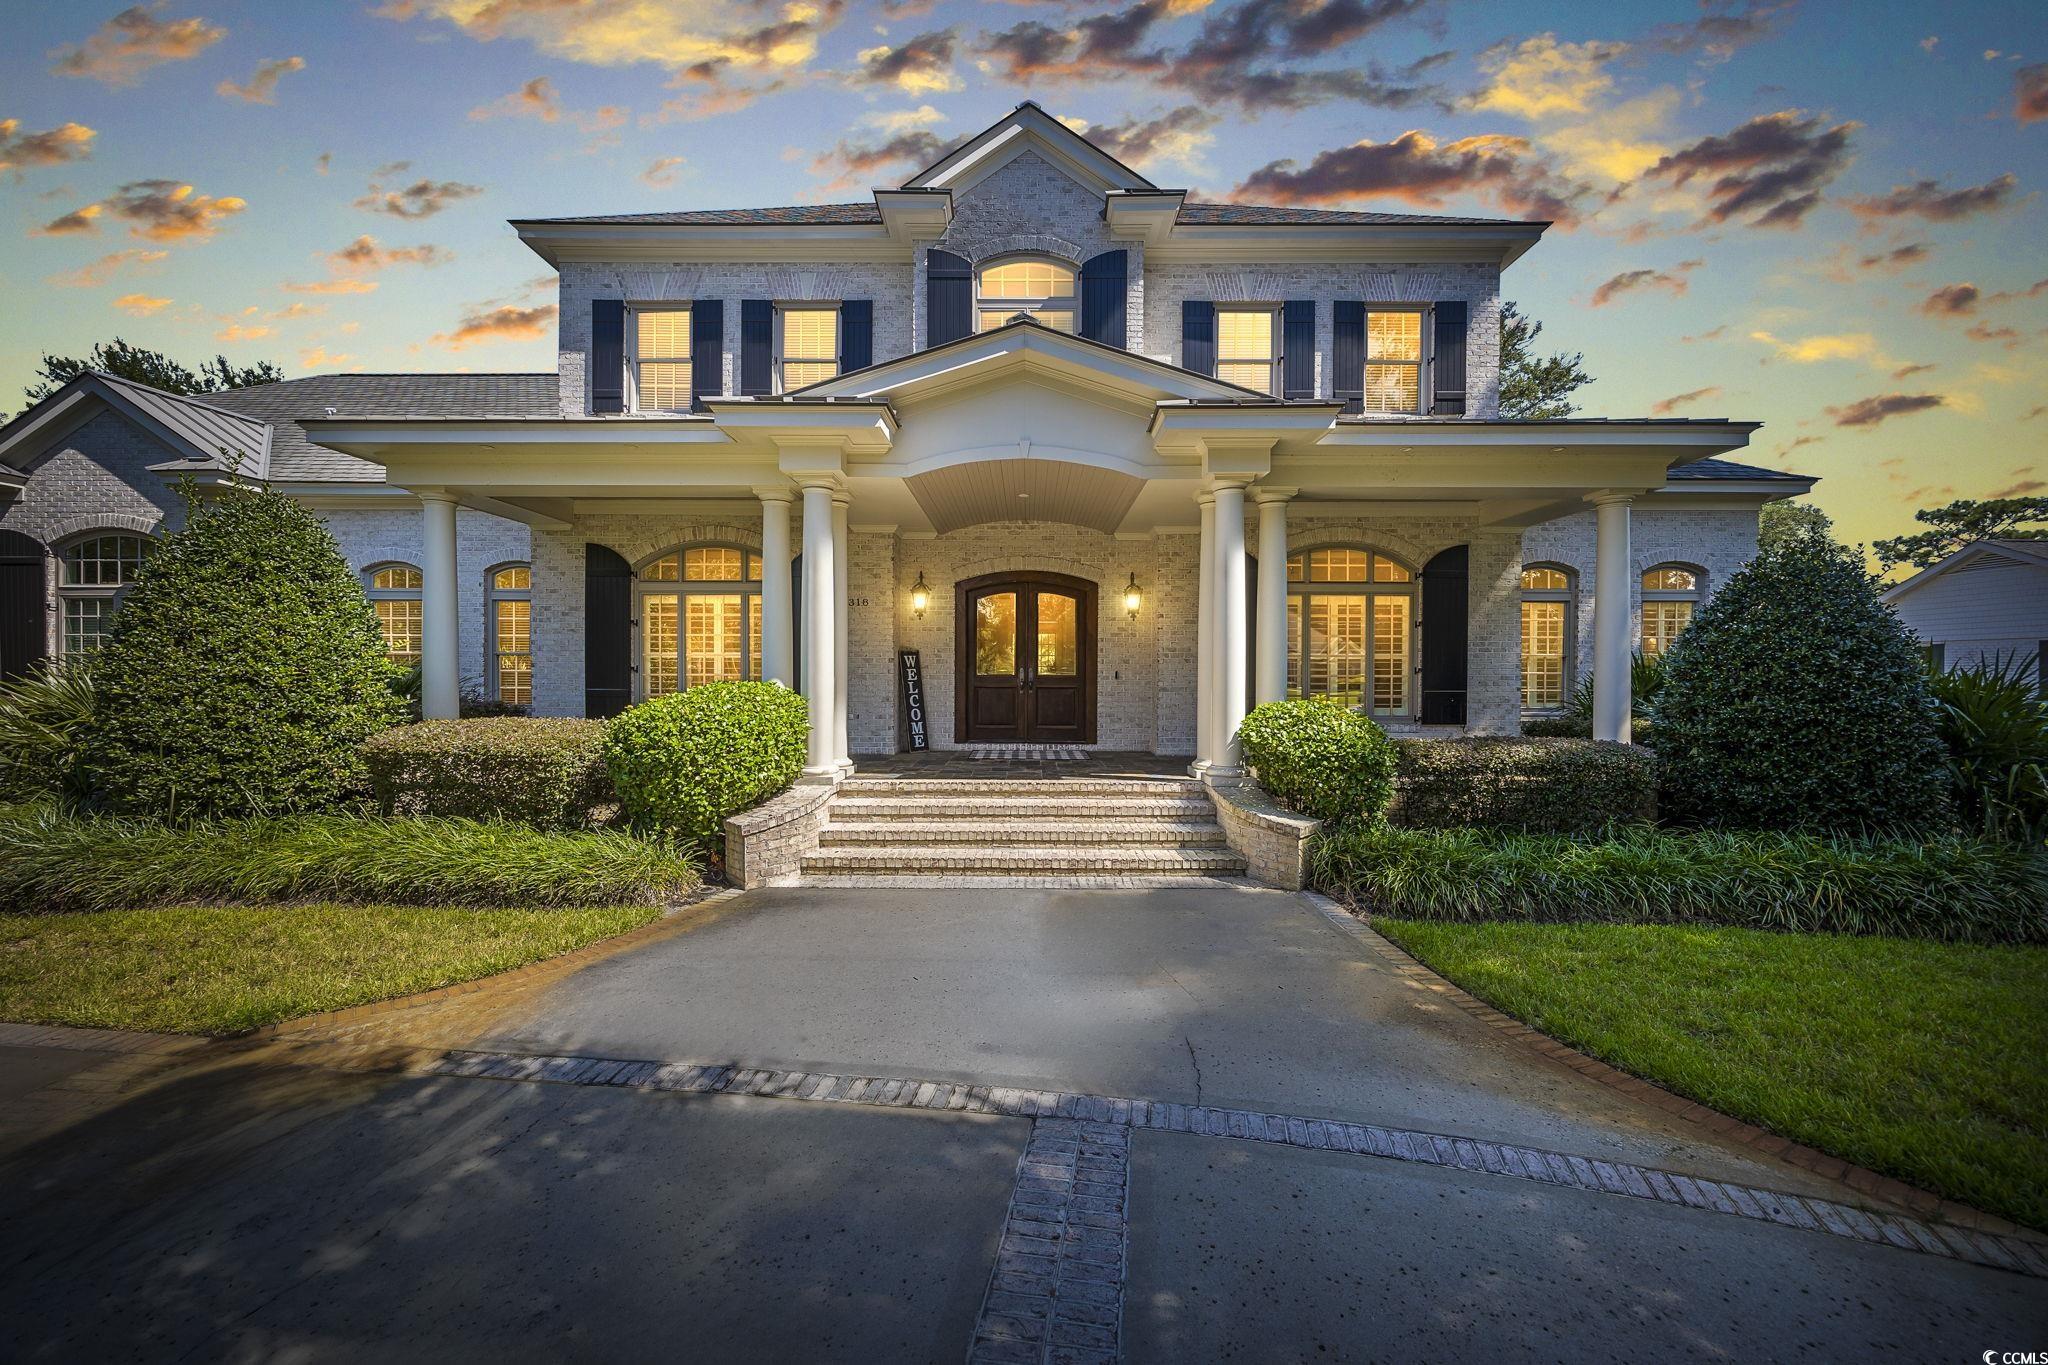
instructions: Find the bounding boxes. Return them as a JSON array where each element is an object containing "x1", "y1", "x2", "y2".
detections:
[{"x1": 0, "y1": 102, "x2": 1811, "y2": 778}]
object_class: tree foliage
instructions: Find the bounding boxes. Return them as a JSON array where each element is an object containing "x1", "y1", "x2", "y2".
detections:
[
  {"x1": 1758, "y1": 499, "x2": 1836, "y2": 554},
  {"x1": 1653, "y1": 520, "x2": 1952, "y2": 833},
  {"x1": 81, "y1": 483, "x2": 403, "y2": 818},
  {"x1": 1498, "y1": 302, "x2": 1593, "y2": 419},
  {"x1": 24, "y1": 338, "x2": 283, "y2": 407},
  {"x1": 1873, "y1": 496, "x2": 2048, "y2": 570}
]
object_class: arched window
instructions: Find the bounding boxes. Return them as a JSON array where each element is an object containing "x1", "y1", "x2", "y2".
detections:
[
  {"x1": 1285, "y1": 547, "x2": 1415, "y2": 716},
  {"x1": 58, "y1": 533, "x2": 152, "y2": 655},
  {"x1": 637, "y1": 545, "x2": 764, "y2": 697},
  {"x1": 1641, "y1": 564, "x2": 1702, "y2": 658},
  {"x1": 975, "y1": 256, "x2": 1077, "y2": 334},
  {"x1": 365, "y1": 562, "x2": 423, "y2": 666},
  {"x1": 487, "y1": 564, "x2": 532, "y2": 705},
  {"x1": 1519, "y1": 564, "x2": 1575, "y2": 709}
]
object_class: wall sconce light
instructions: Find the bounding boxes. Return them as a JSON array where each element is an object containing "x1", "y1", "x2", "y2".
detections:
[
  {"x1": 1123, "y1": 572, "x2": 1143, "y2": 619},
  {"x1": 910, "y1": 570, "x2": 930, "y2": 619}
]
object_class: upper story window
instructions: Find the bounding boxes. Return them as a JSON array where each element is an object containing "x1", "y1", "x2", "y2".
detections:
[
  {"x1": 1217, "y1": 308, "x2": 1279, "y2": 395},
  {"x1": 779, "y1": 305, "x2": 839, "y2": 391},
  {"x1": 365, "y1": 562, "x2": 423, "y2": 666},
  {"x1": 1364, "y1": 309, "x2": 1425, "y2": 414},
  {"x1": 1285, "y1": 548, "x2": 1415, "y2": 717},
  {"x1": 976, "y1": 257, "x2": 1076, "y2": 334},
  {"x1": 632, "y1": 306, "x2": 691, "y2": 413},
  {"x1": 1519, "y1": 565, "x2": 1575, "y2": 709},
  {"x1": 488, "y1": 564, "x2": 532, "y2": 706},
  {"x1": 59, "y1": 533, "x2": 152, "y2": 655},
  {"x1": 1641, "y1": 565, "x2": 1702, "y2": 657},
  {"x1": 637, "y1": 546, "x2": 764, "y2": 697}
]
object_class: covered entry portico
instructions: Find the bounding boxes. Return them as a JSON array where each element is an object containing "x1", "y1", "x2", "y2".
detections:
[{"x1": 304, "y1": 318, "x2": 1760, "y2": 773}]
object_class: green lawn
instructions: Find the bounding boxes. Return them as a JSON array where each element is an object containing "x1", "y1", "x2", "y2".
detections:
[
  {"x1": 1374, "y1": 919, "x2": 2048, "y2": 1231},
  {"x1": 0, "y1": 903, "x2": 662, "y2": 1036}
]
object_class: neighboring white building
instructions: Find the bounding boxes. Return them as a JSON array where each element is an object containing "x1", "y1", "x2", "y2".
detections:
[
  {"x1": 0, "y1": 103, "x2": 1814, "y2": 771},
  {"x1": 1883, "y1": 539, "x2": 2048, "y2": 683}
]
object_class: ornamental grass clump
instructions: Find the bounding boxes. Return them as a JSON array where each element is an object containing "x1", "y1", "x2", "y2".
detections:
[
  {"x1": 80, "y1": 483, "x2": 404, "y2": 819},
  {"x1": 1652, "y1": 522, "x2": 1951, "y2": 833},
  {"x1": 603, "y1": 680, "x2": 809, "y2": 846},
  {"x1": 0, "y1": 805, "x2": 698, "y2": 912},
  {"x1": 1237, "y1": 698, "x2": 1397, "y2": 827}
]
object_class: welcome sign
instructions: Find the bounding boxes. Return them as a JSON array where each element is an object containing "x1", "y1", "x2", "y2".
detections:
[{"x1": 897, "y1": 648, "x2": 929, "y2": 751}]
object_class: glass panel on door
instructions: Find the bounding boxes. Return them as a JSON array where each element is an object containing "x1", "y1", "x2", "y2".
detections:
[
  {"x1": 976, "y1": 592, "x2": 1017, "y2": 675},
  {"x1": 1036, "y1": 592, "x2": 1077, "y2": 676},
  {"x1": 685, "y1": 594, "x2": 745, "y2": 687},
  {"x1": 1372, "y1": 597, "x2": 1410, "y2": 714},
  {"x1": 643, "y1": 594, "x2": 679, "y2": 697}
]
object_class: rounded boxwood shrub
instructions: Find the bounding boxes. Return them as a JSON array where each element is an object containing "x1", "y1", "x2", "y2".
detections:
[
  {"x1": 362, "y1": 718, "x2": 611, "y2": 827},
  {"x1": 1392, "y1": 737, "x2": 1656, "y2": 833},
  {"x1": 1237, "y1": 698, "x2": 1397, "y2": 827},
  {"x1": 603, "y1": 681, "x2": 808, "y2": 845},
  {"x1": 1653, "y1": 523, "x2": 1952, "y2": 833},
  {"x1": 82, "y1": 484, "x2": 404, "y2": 818}
]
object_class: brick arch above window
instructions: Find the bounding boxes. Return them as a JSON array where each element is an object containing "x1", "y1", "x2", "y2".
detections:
[
  {"x1": 44, "y1": 512, "x2": 161, "y2": 545},
  {"x1": 962, "y1": 236, "x2": 1086, "y2": 269}
]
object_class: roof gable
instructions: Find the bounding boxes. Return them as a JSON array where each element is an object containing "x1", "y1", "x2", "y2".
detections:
[
  {"x1": 902, "y1": 102, "x2": 1155, "y2": 196},
  {"x1": 1881, "y1": 537, "x2": 2048, "y2": 603},
  {"x1": 0, "y1": 372, "x2": 271, "y2": 480}
]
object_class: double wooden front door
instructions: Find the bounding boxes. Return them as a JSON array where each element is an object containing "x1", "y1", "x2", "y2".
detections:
[{"x1": 955, "y1": 571, "x2": 1097, "y2": 743}]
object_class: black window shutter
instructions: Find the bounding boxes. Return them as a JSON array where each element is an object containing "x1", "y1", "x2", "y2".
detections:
[
  {"x1": 1182, "y1": 300, "x2": 1216, "y2": 376},
  {"x1": 1333, "y1": 301, "x2": 1364, "y2": 414},
  {"x1": 690, "y1": 300, "x2": 722, "y2": 411},
  {"x1": 0, "y1": 530, "x2": 47, "y2": 683},
  {"x1": 927, "y1": 249, "x2": 971, "y2": 346},
  {"x1": 590, "y1": 299, "x2": 625, "y2": 414},
  {"x1": 740, "y1": 299, "x2": 773, "y2": 396},
  {"x1": 1419, "y1": 545, "x2": 1468, "y2": 725},
  {"x1": 584, "y1": 543, "x2": 633, "y2": 718},
  {"x1": 1079, "y1": 249, "x2": 1128, "y2": 347},
  {"x1": 1432, "y1": 300, "x2": 1468, "y2": 415},
  {"x1": 1282, "y1": 300, "x2": 1315, "y2": 399},
  {"x1": 840, "y1": 300, "x2": 873, "y2": 372}
]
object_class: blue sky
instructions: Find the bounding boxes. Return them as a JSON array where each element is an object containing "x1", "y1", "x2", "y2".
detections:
[{"x1": 2, "y1": 0, "x2": 2043, "y2": 551}]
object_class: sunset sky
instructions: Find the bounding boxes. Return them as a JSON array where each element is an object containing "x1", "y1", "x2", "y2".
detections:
[{"x1": 2, "y1": 0, "x2": 2042, "y2": 553}]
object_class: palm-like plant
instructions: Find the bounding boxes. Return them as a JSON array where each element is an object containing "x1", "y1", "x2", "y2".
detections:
[
  {"x1": 0, "y1": 659, "x2": 98, "y2": 804},
  {"x1": 1926, "y1": 654, "x2": 2048, "y2": 845},
  {"x1": 1561, "y1": 651, "x2": 1668, "y2": 741}
]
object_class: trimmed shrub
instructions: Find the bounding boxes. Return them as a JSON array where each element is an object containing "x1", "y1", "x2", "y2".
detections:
[
  {"x1": 81, "y1": 484, "x2": 404, "y2": 818},
  {"x1": 1237, "y1": 698, "x2": 1397, "y2": 827},
  {"x1": 0, "y1": 660, "x2": 97, "y2": 804},
  {"x1": 1393, "y1": 738, "x2": 1655, "y2": 833},
  {"x1": 1653, "y1": 523, "x2": 1951, "y2": 832},
  {"x1": 604, "y1": 681, "x2": 809, "y2": 845},
  {"x1": 362, "y1": 718, "x2": 610, "y2": 827},
  {"x1": 0, "y1": 805, "x2": 698, "y2": 912},
  {"x1": 1310, "y1": 824, "x2": 2047, "y2": 945},
  {"x1": 1927, "y1": 654, "x2": 2048, "y2": 845}
]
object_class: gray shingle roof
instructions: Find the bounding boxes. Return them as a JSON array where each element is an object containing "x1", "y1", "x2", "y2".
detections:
[
  {"x1": 513, "y1": 201, "x2": 1540, "y2": 229},
  {"x1": 1175, "y1": 202, "x2": 1538, "y2": 227},
  {"x1": 206, "y1": 373, "x2": 557, "y2": 482},
  {"x1": 1667, "y1": 457, "x2": 1808, "y2": 482},
  {"x1": 514, "y1": 203, "x2": 885, "y2": 226}
]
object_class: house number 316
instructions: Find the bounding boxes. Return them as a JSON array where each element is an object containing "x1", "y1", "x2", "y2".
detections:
[{"x1": 847, "y1": 596, "x2": 870, "y2": 608}]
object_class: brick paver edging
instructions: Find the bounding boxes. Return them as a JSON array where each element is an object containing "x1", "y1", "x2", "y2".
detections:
[
  {"x1": 1296, "y1": 890, "x2": 2038, "y2": 1243},
  {"x1": 413, "y1": 1047, "x2": 2048, "y2": 1281}
]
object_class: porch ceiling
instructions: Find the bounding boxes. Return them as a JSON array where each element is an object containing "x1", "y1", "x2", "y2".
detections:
[{"x1": 906, "y1": 457, "x2": 1145, "y2": 534}]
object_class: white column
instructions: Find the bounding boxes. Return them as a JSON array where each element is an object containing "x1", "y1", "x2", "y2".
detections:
[
  {"x1": 1213, "y1": 480, "x2": 1249, "y2": 774},
  {"x1": 1192, "y1": 491, "x2": 1216, "y2": 773},
  {"x1": 831, "y1": 492, "x2": 852, "y2": 774},
  {"x1": 757, "y1": 489, "x2": 794, "y2": 688},
  {"x1": 799, "y1": 481, "x2": 838, "y2": 778},
  {"x1": 418, "y1": 490, "x2": 459, "y2": 720},
  {"x1": 1252, "y1": 488, "x2": 1291, "y2": 706},
  {"x1": 1591, "y1": 493, "x2": 1634, "y2": 745}
]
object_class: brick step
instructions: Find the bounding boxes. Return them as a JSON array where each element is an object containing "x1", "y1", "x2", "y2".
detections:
[
  {"x1": 830, "y1": 796, "x2": 1217, "y2": 821},
  {"x1": 805, "y1": 873, "x2": 1254, "y2": 889},
  {"x1": 837, "y1": 777, "x2": 1205, "y2": 799},
  {"x1": 800, "y1": 845, "x2": 1249, "y2": 876},
  {"x1": 818, "y1": 820, "x2": 1228, "y2": 847}
]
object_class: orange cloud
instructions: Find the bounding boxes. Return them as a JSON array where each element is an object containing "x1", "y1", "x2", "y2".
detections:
[
  {"x1": 112, "y1": 292, "x2": 171, "y2": 316},
  {"x1": 0, "y1": 119, "x2": 98, "y2": 175},
  {"x1": 432, "y1": 302, "x2": 559, "y2": 350},
  {"x1": 327, "y1": 234, "x2": 451, "y2": 274},
  {"x1": 103, "y1": 179, "x2": 247, "y2": 241},
  {"x1": 216, "y1": 55, "x2": 306, "y2": 104},
  {"x1": 469, "y1": 76, "x2": 559, "y2": 122},
  {"x1": 47, "y1": 248, "x2": 169, "y2": 286},
  {"x1": 51, "y1": 5, "x2": 226, "y2": 86}
]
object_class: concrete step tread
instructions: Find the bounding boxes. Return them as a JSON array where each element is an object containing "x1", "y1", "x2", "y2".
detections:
[
  {"x1": 830, "y1": 797, "x2": 1216, "y2": 818},
  {"x1": 819, "y1": 820, "x2": 1227, "y2": 845},
  {"x1": 804, "y1": 874, "x2": 1257, "y2": 889},
  {"x1": 838, "y1": 778, "x2": 1205, "y2": 797},
  {"x1": 803, "y1": 846, "x2": 1248, "y2": 870}
]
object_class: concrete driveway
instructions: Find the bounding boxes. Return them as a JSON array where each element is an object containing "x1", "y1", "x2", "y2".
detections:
[{"x1": 3, "y1": 883, "x2": 2042, "y2": 1362}]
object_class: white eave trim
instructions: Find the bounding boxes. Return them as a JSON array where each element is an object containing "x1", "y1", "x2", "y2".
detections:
[
  {"x1": 300, "y1": 416, "x2": 735, "y2": 449},
  {"x1": 1144, "y1": 222, "x2": 1547, "y2": 267},
  {"x1": 513, "y1": 221, "x2": 909, "y2": 266},
  {"x1": 1317, "y1": 420, "x2": 1761, "y2": 451}
]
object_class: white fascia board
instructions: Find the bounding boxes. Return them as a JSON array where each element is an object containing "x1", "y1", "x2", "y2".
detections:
[
  {"x1": 1316, "y1": 421, "x2": 1759, "y2": 455},
  {"x1": 700, "y1": 402, "x2": 898, "y2": 452},
  {"x1": 802, "y1": 326, "x2": 1252, "y2": 405},
  {"x1": 513, "y1": 222, "x2": 909, "y2": 266},
  {"x1": 1145, "y1": 223, "x2": 1547, "y2": 266},
  {"x1": 0, "y1": 387, "x2": 94, "y2": 468},
  {"x1": 1105, "y1": 191, "x2": 1186, "y2": 246},
  {"x1": 874, "y1": 189, "x2": 952, "y2": 242},
  {"x1": 905, "y1": 106, "x2": 1153, "y2": 196},
  {"x1": 0, "y1": 465, "x2": 27, "y2": 490}
]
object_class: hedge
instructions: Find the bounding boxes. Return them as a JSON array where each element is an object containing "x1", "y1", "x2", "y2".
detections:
[
  {"x1": 605, "y1": 681, "x2": 809, "y2": 846},
  {"x1": 1237, "y1": 698, "x2": 1397, "y2": 827},
  {"x1": 0, "y1": 805, "x2": 698, "y2": 912},
  {"x1": 1309, "y1": 824, "x2": 2047, "y2": 945},
  {"x1": 1392, "y1": 738, "x2": 1656, "y2": 833},
  {"x1": 363, "y1": 718, "x2": 611, "y2": 827}
]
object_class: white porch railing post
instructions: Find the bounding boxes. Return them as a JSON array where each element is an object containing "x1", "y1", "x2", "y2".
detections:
[
  {"x1": 418, "y1": 489, "x2": 459, "y2": 720},
  {"x1": 799, "y1": 480, "x2": 838, "y2": 778},
  {"x1": 757, "y1": 488, "x2": 794, "y2": 688},
  {"x1": 1591, "y1": 492, "x2": 1634, "y2": 745}
]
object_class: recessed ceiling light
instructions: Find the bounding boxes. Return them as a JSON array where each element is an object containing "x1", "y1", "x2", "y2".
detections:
[{"x1": 1018, "y1": 492, "x2": 1030, "y2": 499}]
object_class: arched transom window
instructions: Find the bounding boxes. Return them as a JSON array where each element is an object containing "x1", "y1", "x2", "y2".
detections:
[
  {"x1": 488, "y1": 564, "x2": 532, "y2": 705},
  {"x1": 1519, "y1": 565, "x2": 1575, "y2": 708},
  {"x1": 637, "y1": 546, "x2": 764, "y2": 697},
  {"x1": 365, "y1": 563, "x2": 423, "y2": 666},
  {"x1": 1641, "y1": 565, "x2": 1701, "y2": 658},
  {"x1": 975, "y1": 257, "x2": 1077, "y2": 334},
  {"x1": 59, "y1": 533, "x2": 152, "y2": 655},
  {"x1": 1286, "y1": 547, "x2": 1415, "y2": 716}
]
